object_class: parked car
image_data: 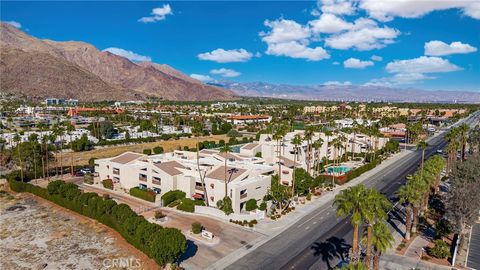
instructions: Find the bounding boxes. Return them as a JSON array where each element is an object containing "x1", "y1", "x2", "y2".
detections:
[{"x1": 75, "y1": 171, "x2": 84, "y2": 177}]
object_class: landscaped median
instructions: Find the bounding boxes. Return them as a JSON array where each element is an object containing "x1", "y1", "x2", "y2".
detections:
[{"x1": 8, "y1": 179, "x2": 187, "y2": 267}]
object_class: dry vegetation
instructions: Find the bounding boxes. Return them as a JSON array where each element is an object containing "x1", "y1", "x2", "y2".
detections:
[{"x1": 56, "y1": 134, "x2": 230, "y2": 166}]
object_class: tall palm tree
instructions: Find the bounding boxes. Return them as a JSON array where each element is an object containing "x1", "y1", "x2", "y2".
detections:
[
  {"x1": 220, "y1": 144, "x2": 232, "y2": 198},
  {"x1": 458, "y1": 123, "x2": 469, "y2": 161},
  {"x1": 303, "y1": 127, "x2": 315, "y2": 174},
  {"x1": 13, "y1": 133, "x2": 24, "y2": 182},
  {"x1": 397, "y1": 179, "x2": 421, "y2": 240},
  {"x1": 416, "y1": 140, "x2": 429, "y2": 179},
  {"x1": 361, "y1": 222, "x2": 394, "y2": 270},
  {"x1": 324, "y1": 130, "x2": 333, "y2": 167},
  {"x1": 56, "y1": 126, "x2": 65, "y2": 178},
  {"x1": 312, "y1": 137, "x2": 324, "y2": 176},
  {"x1": 291, "y1": 134, "x2": 303, "y2": 196},
  {"x1": 334, "y1": 184, "x2": 368, "y2": 259},
  {"x1": 192, "y1": 121, "x2": 209, "y2": 206},
  {"x1": 363, "y1": 189, "x2": 392, "y2": 268}
]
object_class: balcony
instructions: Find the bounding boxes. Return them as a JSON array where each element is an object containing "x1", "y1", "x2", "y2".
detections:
[
  {"x1": 139, "y1": 174, "x2": 147, "y2": 182},
  {"x1": 240, "y1": 193, "x2": 248, "y2": 199},
  {"x1": 152, "y1": 179, "x2": 161, "y2": 185},
  {"x1": 195, "y1": 184, "x2": 205, "y2": 191}
]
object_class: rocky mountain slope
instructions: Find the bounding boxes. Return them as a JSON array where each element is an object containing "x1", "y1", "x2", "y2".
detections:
[{"x1": 0, "y1": 23, "x2": 236, "y2": 101}]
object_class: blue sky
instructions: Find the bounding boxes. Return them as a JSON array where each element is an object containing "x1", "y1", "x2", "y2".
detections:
[{"x1": 2, "y1": 1, "x2": 479, "y2": 91}]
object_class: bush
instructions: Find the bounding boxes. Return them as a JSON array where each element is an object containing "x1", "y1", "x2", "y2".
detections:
[
  {"x1": 143, "y1": 149, "x2": 152, "y2": 155},
  {"x1": 306, "y1": 193, "x2": 312, "y2": 201},
  {"x1": 191, "y1": 222, "x2": 202, "y2": 234},
  {"x1": 435, "y1": 219, "x2": 452, "y2": 239},
  {"x1": 102, "y1": 179, "x2": 113, "y2": 190},
  {"x1": 155, "y1": 210, "x2": 166, "y2": 219},
  {"x1": 161, "y1": 190, "x2": 186, "y2": 206},
  {"x1": 84, "y1": 174, "x2": 94, "y2": 185},
  {"x1": 129, "y1": 187, "x2": 156, "y2": 202},
  {"x1": 255, "y1": 152, "x2": 262, "y2": 158},
  {"x1": 216, "y1": 197, "x2": 234, "y2": 215},
  {"x1": 153, "y1": 146, "x2": 164, "y2": 154},
  {"x1": 245, "y1": 199, "x2": 258, "y2": 211},
  {"x1": 227, "y1": 129, "x2": 241, "y2": 138},
  {"x1": 258, "y1": 202, "x2": 267, "y2": 211},
  {"x1": 177, "y1": 198, "x2": 195, "y2": 213},
  {"x1": 428, "y1": 240, "x2": 450, "y2": 259},
  {"x1": 8, "y1": 179, "x2": 186, "y2": 266}
]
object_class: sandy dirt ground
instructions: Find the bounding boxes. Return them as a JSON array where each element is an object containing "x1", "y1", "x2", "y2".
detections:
[
  {"x1": 56, "y1": 134, "x2": 230, "y2": 166},
  {"x1": 0, "y1": 192, "x2": 161, "y2": 270}
]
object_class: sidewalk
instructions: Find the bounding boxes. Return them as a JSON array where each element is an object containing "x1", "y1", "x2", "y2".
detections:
[{"x1": 380, "y1": 253, "x2": 452, "y2": 270}]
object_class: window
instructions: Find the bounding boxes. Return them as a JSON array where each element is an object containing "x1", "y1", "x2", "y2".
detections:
[
  {"x1": 113, "y1": 168, "x2": 120, "y2": 175},
  {"x1": 240, "y1": 189, "x2": 247, "y2": 199},
  {"x1": 139, "y1": 174, "x2": 147, "y2": 182},
  {"x1": 152, "y1": 177, "x2": 161, "y2": 185}
]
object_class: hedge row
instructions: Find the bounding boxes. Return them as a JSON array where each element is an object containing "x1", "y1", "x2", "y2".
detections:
[
  {"x1": 9, "y1": 180, "x2": 186, "y2": 266},
  {"x1": 161, "y1": 190, "x2": 186, "y2": 206},
  {"x1": 129, "y1": 187, "x2": 156, "y2": 202}
]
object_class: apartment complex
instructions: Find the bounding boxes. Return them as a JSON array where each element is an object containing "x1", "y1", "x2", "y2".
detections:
[{"x1": 95, "y1": 149, "x2": 274, "y2": 213}]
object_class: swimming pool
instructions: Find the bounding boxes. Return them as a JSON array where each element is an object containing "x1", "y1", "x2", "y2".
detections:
[{"x1": 326, "y1": 166, "x2": 353, "y2": 174}]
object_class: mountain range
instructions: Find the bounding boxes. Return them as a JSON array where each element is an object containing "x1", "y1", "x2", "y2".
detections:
[
  {"x1": 0, "y1": 23, "x2": 236, "y2": 102},
  {"x1": 216, "y1": 81, "x2": 480, "y2": 103}
]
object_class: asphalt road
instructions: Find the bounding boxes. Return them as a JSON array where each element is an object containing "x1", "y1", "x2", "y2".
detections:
[
  {"x1": 227, "y1": 113, "x2": 479, "y2": 270},
  {"x1": 467, "y1": 223, "x2": 480, "y2": 270}
]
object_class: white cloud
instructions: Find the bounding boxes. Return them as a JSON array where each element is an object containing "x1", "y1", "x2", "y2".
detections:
[
  {"x1": 425, "y1": 40, "x2": 478, "y2": 56},
  {"x1": 210, "y1": 68, "x2": 241, "y2": 78},
  {"x1": 386, "y1": 56, "x2": 462, "y2": 73},
  {"x1": 324, "y1": 80, "x2": 352, "y2": 86},
  {"x1": 359, "y1": 0, "x2": 480, "y2": 21},
  {"x1": 4, "y1": 21, "x2": 21, "y2": 28},
  {"x1": 190, "y1": 74, "x2": 214, "y2": 83},
  {"x1": 102, "y1": 47, "x2": 151, "y2": 62},
  {"x1": 333, "y1": 61, "x2": 340, "y2": 65},
  {"x1": 265, "y1": 41, "x2": 330, "y2": 61},
  {"x1": 371, "y1": 55, "x2": 383, "y2": 61},
  {"x1": 260, "y1": 18, "x2": 330, "y2": 61},
  {"x1": 197, "y1": 48, "x2": 253, "y2": 63},
  {"x1": 319, "y1": 0, "x2": 356, "y2": 15},
  {"x1": 364, "y1": 73, "x2": 434, "y2": 87},
  {"x1": 309, "y1": 13, "x2": 353, "y2": 34},
  {"x1": 344, "y1": 57, "x2": 374, "y2": 68},
  {"x1": 261, "y1": 19, "x2": 311, "y2": 44},
  {"x1": 325, "y1": 18, "x2": 400, "y2": 50},
  {"x1": 138, "y1": 4, "x2": 173, "y2": 23}
]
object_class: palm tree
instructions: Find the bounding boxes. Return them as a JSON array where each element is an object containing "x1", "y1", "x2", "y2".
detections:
[
  {"x1": 459, "y1": 123, "x2": 469, "y2": 161},
  {"x1": 13, "y1": 133, "x2": 24, "y2": 182},
  {"x1": 220, "y1": 144, "x2": 232, "y2": 198},
  {"x1": 397, "y1": 178, "x2": 421, "y2": 240},
  {"x1": 330, "y1": 137, "x2": 344, "y2": 186},
  {"x1": 363, "y1": 189, "x2": 392, "y2": 268},
  {"x1": 341, "y1": 262, "x2": 368, "y2": 270},
  {"x1": 416, "y1": 140, "x2": 429, "y2": 178},
  {"x1": 312, "y1": 137, "x2": 324, "y2": 176},
  {"x1": 324, "y1": 130, "x2": 333, "y2": 167},
  {"x1": 361, "y1": 222, "x2": 394, "y2": 270},
  {"x1": 56, "y1": 126, "x2": 65, "y2": 178},
  {"x1": 334, "y1": 184, "x2": 368, "y2": 259},
  {"x1": 351, "y1": 120, "x2": 360, "y2": 160},
  {"x1": 303, "y1": 127, "x2": 315, "y2": 174},
  {"x1": 445, "y1": 127, "x2": 459, "y2": 173},
  {"x1": 192, "y1": 121, "x2": 209, "y2": 206},
  {"x1": 28, "y1": 133, "x2": 39, "y2": 180},
  {"x1": 291, "y1": 134, "x2": 303, "y2": 196}
]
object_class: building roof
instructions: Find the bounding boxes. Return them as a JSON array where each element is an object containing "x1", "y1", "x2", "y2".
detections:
[
  {"x1": 206, "y1": 166, "x2": 247, "y2": 182},
  {"x1": 154, "y1": 161, "x2": 186, "y2": 176},
  {"x1": 279, "y1": 156, "x2": 301, "y2": 168},
  {"x1": 199, "y1": 149, "x2": 219, "y2": 155},
  {"x1": 241, "y1": 143, "x2": 259, "y2": 150},
  {"x1": 215, "y1": 152, "x2": 245, "y2": 161},
  {"x1": 110, "y1": 152, "x2": 144, "y2": 164}
]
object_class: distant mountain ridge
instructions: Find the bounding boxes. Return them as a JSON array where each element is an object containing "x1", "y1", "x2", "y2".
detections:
[
  {"x1": 216, "y1": 81, "x2": 480, "y2": 103},
  {"x1": 0, "y1": 23, "x2": 236, "y2": 101}
]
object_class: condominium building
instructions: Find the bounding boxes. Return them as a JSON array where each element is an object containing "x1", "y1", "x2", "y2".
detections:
[{"x1": 95, "y1": 149, "x2": 274, "y2": 213}]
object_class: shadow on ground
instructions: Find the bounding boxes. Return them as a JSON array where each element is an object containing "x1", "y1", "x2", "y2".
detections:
[
  {"x1": 311, "y1": 237, "x2": 351, "y2": 269},
  {"x1": 177, "y1": 240, "x2": 198, "y2": 264}
]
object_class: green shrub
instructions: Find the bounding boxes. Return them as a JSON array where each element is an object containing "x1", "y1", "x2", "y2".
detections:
[
  {"x1": 258, "y1": 202, "x2": 267, "y2": 211},
  {"x1": 428, "y1": 240, "x2": 450, "y2": 259},
  {"x1": 177, "y1": 198, "x2": 195, "y2": 213},
  {"x1": 245, "y1": 199, "x2": 258, "y2": 211},
  {"x1": 84, "y1": 174, "x2": 94, "y2": 185},
  {"x1": 217, "y1": 197, "x2": 234, "y2": 215},
  {"x1": 161, "y1": 190, "x2": 186, "y2": 206},
  {"x1": 153, "y1": 146, "x2": 164, "y2": 154},
  {"x1": 191, "y1": 222, "x2": 202, "y2": 234},
  {"x1": 129, "y1": 187, "x2": 156, "y2": 202},
  {"x1": 255, "y1": 152, "x2": 262, "y2": 158},
  {"x1": 306, "y1": 193, "x2": 312, "y2": 201},
  {"x1": 154, "y1": 210, "x2": 166, "y2": 219},
  {"x1": 435, "y1": 219, "x2": 452, "y2": 239},
  {"x1": 102, "y1": 179, "x2": 113, "y2": 190},
  {"x1": 143, "y1": 149, "x2": 152, "y2": 155},
  {"x1": 8, "y1": 179, "x2": 186, "y2": 266}
]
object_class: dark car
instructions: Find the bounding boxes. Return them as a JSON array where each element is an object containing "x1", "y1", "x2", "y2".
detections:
[{"x1": 75, "y1": 171, "x2": 84, "y2": 177}]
